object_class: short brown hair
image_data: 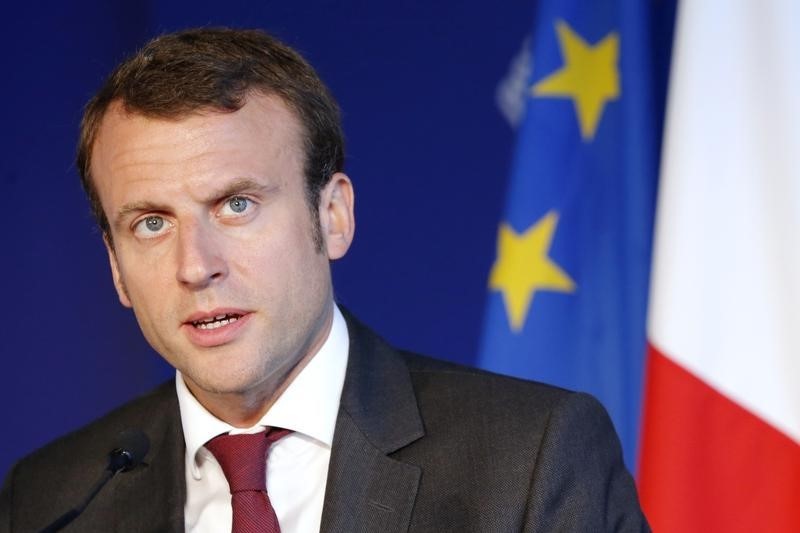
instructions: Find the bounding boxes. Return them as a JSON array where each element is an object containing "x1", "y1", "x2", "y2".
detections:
[{"x1": 77, "y1": 27, "x2": 345, "y2": 248}]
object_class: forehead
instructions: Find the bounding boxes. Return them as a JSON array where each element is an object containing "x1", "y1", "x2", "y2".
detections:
[
  {"x1": 92, "y1": 93, "x2": 304, "y2": 171},
  {"x1": 90, "y1": 94, "x2": 305, "y2": 205}
]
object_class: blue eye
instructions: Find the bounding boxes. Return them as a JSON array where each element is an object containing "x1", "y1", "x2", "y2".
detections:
[
  {"x1": 228, "y1": 196, "x2": 249, "y2": 213},
  {"x1": 144, "y1": 216, "x2": 164, "y2": 231},
  {"x1": 133, "y1": 215, "x2": 171, "y2": 238},
  {"x1": 217, "y1": 195, "x2": 257, "y2": 220}
]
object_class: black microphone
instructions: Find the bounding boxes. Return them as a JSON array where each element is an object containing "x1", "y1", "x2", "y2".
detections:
[
  {"x1": 107, "y1": 429, "x2": 150, "y2": 473},
  {"x1": 39, "y1": 429, "x2": 150, "y2": 533}
]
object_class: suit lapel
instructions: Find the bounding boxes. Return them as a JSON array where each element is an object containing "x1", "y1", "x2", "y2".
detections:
[{"x1": 320, "y1": 312, "x2": 424, "y2": 533}]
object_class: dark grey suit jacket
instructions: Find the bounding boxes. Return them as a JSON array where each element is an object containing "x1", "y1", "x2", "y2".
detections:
[{"x1": 0, "y1": 313, "x2": 649, "y2": 532}]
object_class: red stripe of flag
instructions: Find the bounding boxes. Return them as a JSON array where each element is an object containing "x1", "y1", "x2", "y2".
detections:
[{"x1": 638, "y1": 343, "x2": 800, "y2": 532}]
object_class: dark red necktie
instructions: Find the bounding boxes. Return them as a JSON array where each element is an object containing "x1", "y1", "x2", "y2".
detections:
[{"x1": 205, "y1": 428, "x2": 291, "y2": 533}]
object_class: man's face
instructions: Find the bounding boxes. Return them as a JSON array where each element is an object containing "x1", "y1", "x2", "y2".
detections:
[{"x1": 91, "y1": 94, "x2": 353, "y2": 416}]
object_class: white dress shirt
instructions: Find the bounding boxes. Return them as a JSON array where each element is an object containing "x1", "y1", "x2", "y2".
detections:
[{"x1": 177, "y1": 305, "x2": 349, "y2": 533}]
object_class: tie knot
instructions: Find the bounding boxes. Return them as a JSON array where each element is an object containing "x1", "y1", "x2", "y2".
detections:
[{"x1": 205, "y1": 428, "x2": 290, "y2": 493}]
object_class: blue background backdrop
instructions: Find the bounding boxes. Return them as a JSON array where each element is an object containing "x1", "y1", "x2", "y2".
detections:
[{"x1": 1, "y1": 0, "x2": 674, "y2": 480}]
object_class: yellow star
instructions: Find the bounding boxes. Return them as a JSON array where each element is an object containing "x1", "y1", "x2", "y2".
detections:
[
  {"x1": 489, "y1": 211, "x2": 576, "y2": 332},
  {"x1": 532, "y1": 20, "x2": 620, "y2": 140}
]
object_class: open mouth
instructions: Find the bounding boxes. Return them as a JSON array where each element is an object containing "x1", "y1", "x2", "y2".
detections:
[{"x1": 190, "y1": 313, "x2": 243, "y2": 330}]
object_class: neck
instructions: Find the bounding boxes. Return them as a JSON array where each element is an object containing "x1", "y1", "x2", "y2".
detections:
[
  {"x1": 184, "y1": 304, "x2": 335, "y2": 427},
  {"x1": 197, "y1": 353, "x2": 316, "y2": 427}
]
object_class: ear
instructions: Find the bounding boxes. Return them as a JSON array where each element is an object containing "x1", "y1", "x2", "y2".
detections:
[
  {"x1": 319, "y1": 172, "x2": 355, "y2": 260},
  {"x1": 103, "y1": 235, "x2": 133, "y2": 308}
]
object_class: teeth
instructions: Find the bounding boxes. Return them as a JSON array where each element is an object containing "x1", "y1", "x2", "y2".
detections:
[{"x1": 192, "y1": 314, "x2": 240, "y2": 329}]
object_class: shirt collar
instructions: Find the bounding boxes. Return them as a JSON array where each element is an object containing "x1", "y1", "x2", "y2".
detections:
[{"x1": 176, "y1": 304, "x2": 349, "y2": 478}]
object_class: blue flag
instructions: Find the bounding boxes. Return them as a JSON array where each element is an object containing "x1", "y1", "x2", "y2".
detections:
[{"x1": 479, "y1": 0, "x2": 662, "y2": 469}]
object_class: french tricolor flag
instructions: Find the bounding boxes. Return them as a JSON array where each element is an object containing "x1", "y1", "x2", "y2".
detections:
[{"x1": 638, "y1": 1, "x2": 800, "y2": 531}]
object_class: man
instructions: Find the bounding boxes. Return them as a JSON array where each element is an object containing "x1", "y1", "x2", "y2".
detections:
[{"x1": 0, "y1": 28, "x2": 648, "y2": 532}]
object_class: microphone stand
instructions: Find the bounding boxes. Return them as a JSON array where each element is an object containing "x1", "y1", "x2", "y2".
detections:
[{"x1": 39, "y1": 468, "x2": 118, "y2": 533}]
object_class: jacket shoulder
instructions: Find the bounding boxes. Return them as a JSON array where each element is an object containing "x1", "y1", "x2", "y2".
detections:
[
  {"x1": 1, "y1": 380, "x2": 184, "y2": 532},
  {"x1": 402, "y1": 350, "x2": 572, "y2": 421},
  {"x1": 395, "y1": 351, "x2": 649, "y2": 531},
  {"x1": 14, "y1": 380, "x2": 176, "y2": 473}
]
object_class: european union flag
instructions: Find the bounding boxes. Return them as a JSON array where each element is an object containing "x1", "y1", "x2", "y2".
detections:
[{"x1": 479, "y1": 0, "x2": 663, "y2": 469}]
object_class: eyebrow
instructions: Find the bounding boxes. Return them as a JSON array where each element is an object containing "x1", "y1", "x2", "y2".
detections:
[
  {"x1": 113, "y1": 200, "x2": 168, "y2": 231},
  {"x1": 208, "y1": 177, "x2": 275, "y2": 203},
  {"x1": 112, "y1": 177, "x2": 277, "y2": 230}
]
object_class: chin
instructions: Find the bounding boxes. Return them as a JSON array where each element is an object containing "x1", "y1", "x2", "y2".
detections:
[{"x1": 182, "y1": 364, "x2": 261, "y2": 395}]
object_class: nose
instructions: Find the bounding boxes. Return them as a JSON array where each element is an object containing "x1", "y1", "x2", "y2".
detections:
[{"x1": 175, "y1": 220, "x2": 228, "y2": 289}]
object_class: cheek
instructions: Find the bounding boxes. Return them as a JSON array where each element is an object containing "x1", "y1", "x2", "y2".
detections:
[
  {"x1": 242, "y1": 205, "x2": 320, "y2": 262},
  {"x1": 115, "y1": 247, "x2": 176, "y2": 313},
  {"x1": 238, "y1": 229, "x2": 316, "y2": 282},
  {"x1": 243, "y1": 220, "x2": 328, "y2": 296}
]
